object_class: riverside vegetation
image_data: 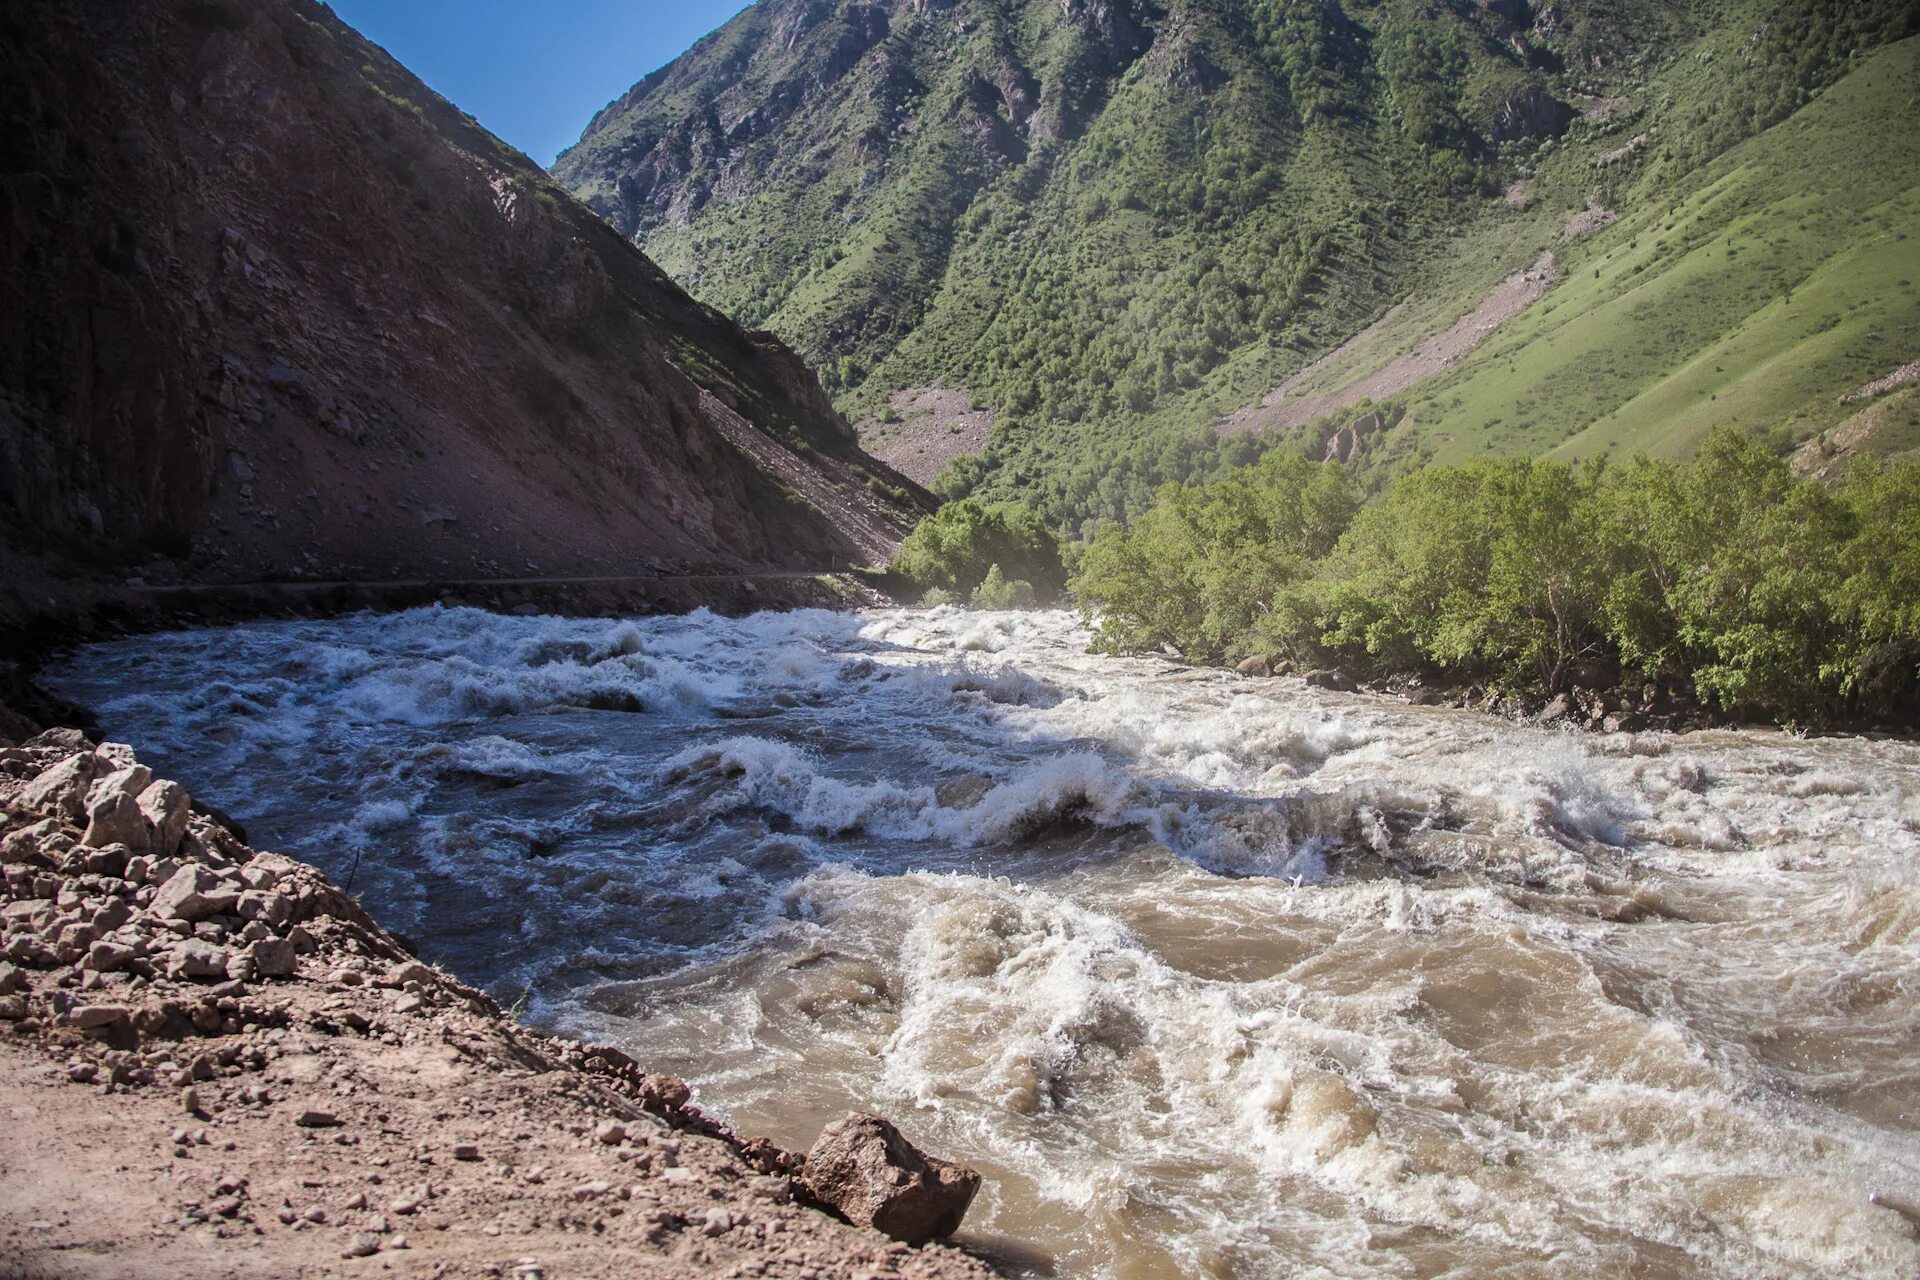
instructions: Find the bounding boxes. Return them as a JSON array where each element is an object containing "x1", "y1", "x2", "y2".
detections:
[
  {"x1": 893, "y1": 433, "x2": 1920, "y2": 728},
  {"x1": 584, "y1": 0, "x2": 1920, "y2": 725}
]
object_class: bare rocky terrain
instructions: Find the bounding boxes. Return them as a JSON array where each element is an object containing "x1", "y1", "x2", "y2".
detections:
[
  {"x1": 0, "y1": 0, "x2": 922, "y2": 646},
  {"x1": 0, "y1": 722, "x2": 996, "y2": 1280},
  {"x1": 1216, "y1": 252, "x2": 1558, "y2": 438},
  {"x1": 855, "y1": 391, "x2": 993, "y2": 490}
]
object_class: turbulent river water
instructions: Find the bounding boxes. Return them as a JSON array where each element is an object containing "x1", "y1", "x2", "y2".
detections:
[{"x1": 46, "y1": 605, "x2": 1920, "y2": 1278}]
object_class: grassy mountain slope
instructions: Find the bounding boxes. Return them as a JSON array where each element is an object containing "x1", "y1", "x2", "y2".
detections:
[
  {"x1": 1386, "y1": 37, "x2": 1920, "y2": 472},
  {"x1": 558, "y1": 0, "x2": 1918, "y2": 529}
]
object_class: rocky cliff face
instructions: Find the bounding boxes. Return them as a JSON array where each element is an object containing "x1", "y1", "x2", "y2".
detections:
[{"x1": 0, "y1": 0, "x2": 921, "y2": 607}]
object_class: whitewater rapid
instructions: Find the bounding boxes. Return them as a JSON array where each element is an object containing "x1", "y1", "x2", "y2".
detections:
[{"x1": 47, "y1": 605, "x2": 1920, "y2": 1278}]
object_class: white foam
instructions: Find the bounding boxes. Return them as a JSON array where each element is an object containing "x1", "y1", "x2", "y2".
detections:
[{"x1": 41, "y1": 604, "x2": 1920, "y2": 1279}]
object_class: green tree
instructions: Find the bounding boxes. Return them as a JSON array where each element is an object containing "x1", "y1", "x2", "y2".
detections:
[{"x1": 891, "y1": 499, "x2": 1064, "y2": 599}]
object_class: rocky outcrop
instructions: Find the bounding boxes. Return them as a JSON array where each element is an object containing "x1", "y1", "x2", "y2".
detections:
[
  {"x1": 0, "y1": 0, "x2": 922, "y2": 633},
  {"x1": 800, "y1": 1113, "x2": 981, "y2": 1245},
  {"x1": 1490, "y1": 85, "x2": 1575, "y2": 141},
  {"x1": 0, "y1": 722, "x2": 990, "y2": 1277}
]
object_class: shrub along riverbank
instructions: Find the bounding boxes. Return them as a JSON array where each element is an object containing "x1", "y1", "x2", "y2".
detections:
[{"x1": 1065, "y1": 432, "x2": 1920, "y2": 728}]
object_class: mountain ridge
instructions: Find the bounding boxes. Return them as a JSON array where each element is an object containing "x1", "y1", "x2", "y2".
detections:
[{"x1": 556, "y1": 0, "x2": 1919, "y2": 528}]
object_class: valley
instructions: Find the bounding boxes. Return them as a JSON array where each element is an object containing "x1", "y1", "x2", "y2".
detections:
[{"x1": 4, "y1": 1, "x2": 1919, "y2": 1277}]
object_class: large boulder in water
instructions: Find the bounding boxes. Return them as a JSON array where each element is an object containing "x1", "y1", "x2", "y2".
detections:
[{"x1": 799, "y1": 1113, "x2": 979, "y2": 1245}]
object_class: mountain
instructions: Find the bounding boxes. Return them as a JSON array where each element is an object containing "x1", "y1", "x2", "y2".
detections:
[
  {"x1": 554, "y1": 0, "x2": 1919, "y2": 528},
  {"x1": 0, "y1": 0, "x2": 922, "y2": 613}
]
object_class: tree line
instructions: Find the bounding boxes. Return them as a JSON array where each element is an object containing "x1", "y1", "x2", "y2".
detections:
[{"x1": 896, "y1": 432, "x2": 1920, "y2": 727}]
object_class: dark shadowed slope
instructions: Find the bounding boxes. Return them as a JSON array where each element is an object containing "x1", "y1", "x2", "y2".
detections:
[{"x1": 0, "y1": 0, "x2": 924, "y2": 620}]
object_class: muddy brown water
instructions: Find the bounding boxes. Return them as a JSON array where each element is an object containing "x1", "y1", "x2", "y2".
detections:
[{"x1": 48, "y1": 606, "x2": 1920, "y2": 1277}]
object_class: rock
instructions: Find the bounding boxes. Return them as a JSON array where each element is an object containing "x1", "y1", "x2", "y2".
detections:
[
  {"x1": 63, "y1": 1003, "x2": 128, "y2": 1029},
  {"x1": 151, "y1": 865, "x2": 239, "y2": 922},
  {"x1": 1234, "y1": 654, "x2": 1271, "y2": 677},
  {"x1": 136, "y1": 780, "x2": 192, "y2": 857},
  {"x1": 387, "y1": 961, "x2": 433, "y2": 987},
  {"x1": 295, "y1": 1109, "x2": 340, "y2": 1128},
  {"x1": 1535, "y1": 693, "x2": 1573, "y2": 723},
  {"x1": 799, "y1": 1113, "x2": 979, "y2": 1245},
  {"x1": 594, "y1": 1120, "x2": 627, "y2": 1145},
  {"x1": 80, "y1": 842, "x2": 132, "y2": 878},
  {"x1": 236, "y1": 890, "x2": 292, "y2": 926},
  {"x1": 1302, "y1": 669, "x2": 1357, "y2": 693},
  {"x1": 86, "y1": 762, "x2": 152, "y2": 807},
  {"x1": 342, "y1": 1233, "x2": 381, "y2": 1258},
  {"x1": 1491, "y1": 85, "x2": 1574, "y2": 141},
  {"x1": 452, "y1": 1143, "x2": 480, "y2": 1161},
  {"x1": 0, "y1": 962, "x2": 23, "y2": 994},
  {"x1": 22, "y1": 754, "x2": 97, "y2": 820},
  {"x1": 166, "y1": 940, "x2": 231, "y2": 980},
  {"x1": 248, "y1": 937, "x2": 297, "y2": 978},
  {"x1": 84, "y1": 940, "x2": 136, "y2": 972},
  {"x1": 24, "y1": 728, "x2": 92, "y2": 753},
  {"x1": 82, "y1": 791, "x2": 151, "y2": 853}
]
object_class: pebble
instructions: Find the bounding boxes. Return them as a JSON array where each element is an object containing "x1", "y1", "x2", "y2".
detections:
[
  {"x1": 452, "y1": 1142, "x2": 481, "y2": 1161},
  {"x1": 342, "y1": 1232, "x2": 381, "y2": 1258},
  {"x1": 295, "y1": 1109, "x2": 340, "y2": 1128},
  {"x1": 593, "y1": 1120, "x2": 626, "y2": 1146}
]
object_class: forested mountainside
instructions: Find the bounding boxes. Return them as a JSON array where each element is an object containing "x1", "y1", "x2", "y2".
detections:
[
  {"x1": 0, "y1": 0, "x2": 920, "y2": 606},
  {"x1": 556, "y1": 0, "x2": 1918, "y2": 532}
]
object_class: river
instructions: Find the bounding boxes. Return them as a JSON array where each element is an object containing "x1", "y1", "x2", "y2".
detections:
[{"x1": 45, "y1": 605, "x2": 1920, "y2": 1278}]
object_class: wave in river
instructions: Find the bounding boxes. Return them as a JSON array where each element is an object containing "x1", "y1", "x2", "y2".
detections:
[{"x1": 46, "y1": 604, "x2": 1920, "y2": 1278}]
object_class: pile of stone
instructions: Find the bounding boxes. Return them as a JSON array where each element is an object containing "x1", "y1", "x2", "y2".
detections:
[{"x1": 3, "y1": 730, "x2": 403, "y2": 1047}]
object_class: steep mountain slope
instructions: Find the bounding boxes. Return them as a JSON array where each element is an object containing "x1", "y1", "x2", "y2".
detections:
[
  {"x1": 1245, "y1": 29, "x2": 1920, "y2": 485},
  {"x1": 556, "y1": 0, "x2": 1916, "y2": 527},
  {"x1": 0, "y1": 0, "x2": 921, "y2": 608},
  {"x1": 557, "y1": 0, "x2": 1605, "y2": 418}
]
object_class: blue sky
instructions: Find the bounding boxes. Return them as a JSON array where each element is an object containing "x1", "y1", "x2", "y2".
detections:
[{"x1": 328, "y1": 1, "x2": 750, "y2": 166}]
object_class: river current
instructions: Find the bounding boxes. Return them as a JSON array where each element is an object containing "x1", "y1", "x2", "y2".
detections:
[{"x1": 46, "y1": 605, "x2": 1920, "y2": 1278}]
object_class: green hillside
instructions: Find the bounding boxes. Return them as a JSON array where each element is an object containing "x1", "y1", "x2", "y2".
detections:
[
  {"x1": 557, "y1": 0, "x2": 1919, "y2": 529},
  {"x1": 1390, "y1": 37, "x2": 1920, "y2": 472}
]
